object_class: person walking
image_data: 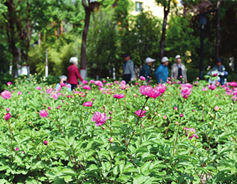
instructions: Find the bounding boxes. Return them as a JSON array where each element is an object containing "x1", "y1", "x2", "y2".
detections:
[
  {"x1": 67, "y1": 57, "x2": 83, "y2": 91},
  {"x1": 140, "y1": 57, "x2": 155, "y2": 83},
  {"x1": 171, "y1": 55, "x2": 187, "y2": 83},
  {"x1": 123, "y1": 54, "x2": 135, "y2": 84},
  {"x1": 155, "y1": 57, "x2": 169, "y2": 84}
]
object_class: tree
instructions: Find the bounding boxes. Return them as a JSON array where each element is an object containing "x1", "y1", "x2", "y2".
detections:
[
  {"x1": 80, "y1": 0, "x2": 115, "y2": 79},
  {"x1": 0, "y1": 0, "x2": 59, "y2": 76},
  {"x1": 155, "y1": 0, "x2": 178, "y2": 60}
]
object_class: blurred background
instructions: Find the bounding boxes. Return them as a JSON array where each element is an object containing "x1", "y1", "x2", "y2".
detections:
[{"x1": 0, "y1": 0, "x2": 236, "y2": 89}]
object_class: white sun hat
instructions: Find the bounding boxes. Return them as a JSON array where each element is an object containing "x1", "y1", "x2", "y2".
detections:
[
  {"x1": 145, "y1": 57, "x2": 156, "y2": 63},
  {"x1": 175, "y1": 55, "x2": 181, "y2": 59},
  {"x1": 161, "y1": 56, "x2": 169, "y2": 63}
]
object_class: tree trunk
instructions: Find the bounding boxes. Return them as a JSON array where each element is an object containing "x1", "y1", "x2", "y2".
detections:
[
  {"x1": 80, "y1": 7, "x2": 91, "y2": 70},
  {"x1": 215, "y1": 0, "x2": 221, "y2": 60},
  {"x1": 5, "y1": 0, "x2": 19, "y2": 76},
  {"x1": 160, "y1": 9, "x2": 169, "y2": 59}
]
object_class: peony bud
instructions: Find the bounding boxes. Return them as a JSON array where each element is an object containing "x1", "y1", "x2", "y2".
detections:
[
  {"x1": 43, "y1": 140, "x2": 48, "y2": 145},
  {"x1": 109, "y1": 137, "x2": 114, "y2": 143}
]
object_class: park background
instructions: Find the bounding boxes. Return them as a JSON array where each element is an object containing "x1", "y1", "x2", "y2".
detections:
[{"x1": 0, "y1": 0, "x2": 237, "y2": 90}]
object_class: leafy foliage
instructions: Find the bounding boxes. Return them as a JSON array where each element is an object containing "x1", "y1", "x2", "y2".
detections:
[{"x1": 1, "y1": 77, "x2": 237, "y2": 183}]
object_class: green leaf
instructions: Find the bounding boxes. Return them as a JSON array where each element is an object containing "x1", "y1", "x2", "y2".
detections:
[
  {"x1": 116, "y1": 175, "x2": 131, "y2": 183},
  {"x1": 141, "y1": 161, "x2": 151, "y2": 175},
  {"x1": 113, "y1": 165, "x2": 119, "y2": 176},
  {"x1": 61, "y1": 168, "x2": 76, "y2": 175},
  {"x1": 64, "y1": 175, "x2": 73, "y2": 183},
  {"x1": 123, "y1": 167, "x2": 138, "y2": 173},
  {"x1": 0, "y1": 179, "x2": 9, "y2": 184},
  {"x1": 133, "y1": 175, "x2": 150, "y2": 184}
]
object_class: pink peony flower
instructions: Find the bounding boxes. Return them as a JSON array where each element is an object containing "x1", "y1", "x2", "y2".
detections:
[
  {"x1": 1, "y1": 90, "x2": 11, "y2": 99},
  {"x1": 90, "y1": 80, "x2": 95, "y2": 84},
  {"x1": 5, "y1": 113, "x2": 11, "y2": 121},
  {"x1": 39, "y1": 109, "x2": 48, "y2": 118},
  {"x1": 135, "y1": 109, "x2": 146, "y2": 118},
  {"x1": 140, "y1": 86, "x2": 165, "y2": 99},
  {"x1": 18, "y1": 91, "x2": 22, "y2": 95},
  {"x1": 103, "y1": 80, "x2": 106, "y2": 83},
  {"x1": 50, "y1": 93, "x2": 58, "y2": 100},
  {"x1": 181, "y1": 87, "x2": 192, "y2": 99},
  {"x1": 208, "y1": 85, "x2": 216, "y2": 90},
  {"x1": 181, "y1": 83, "x2": 193, "y2": 89},
  {"x1": 180, "y1": 114, "x2": 184, "y2": 117},
  {"x1": 7, "y1": 82, "x2": 12, "y2": 86},
  {"x1": 82, "y1": 80, "x2": 88, "y2": 85},
  {"x1": 155, "y1": 84, "x2": 167, "y2": 94},
  {"x1": 46, "y1": 88, "x2": 53, "y2": 94},
  {"x1": 35, "y1": 86, "x2": 41, "y2": 90},
  {"x1": 91, "y1": 112, "x2": 108, "y2": 126},
  {"x1": 202, "y1": 87, "x2": 207, "y2": 91},
  {"x1": 113, "y1": 94, "x2": 125, "y2": 99},
  {"x1": 214, "y1": 106, "x2": 219, "y2": 111},
  {"x1": 48, "y1": 107, "x2": 51, "y2": 110},
  {"x1": 174, "y1": 107, "x2": 177, "y2": 111},
  {"x1": 94, "y1": 81, "x2": 103, "y2": 87},
  {"x1": 83, "y1": 85, "x2": 91, "y2": 90},
  {"x1": 140, "y1": 76, "x2": 146, "y2": 81},
  {"x1": 197, "y1": 77, "x2": 199, "y2": 80},
  {"x1": 44, "y1": 140, "x2": 48, "y2": 145},
  {"x1": 232, "y1": 95, "x2": 237, "y2": 101},
  {"x1": 83, "y1": 101, "x2": 93, "y2": 107},
  {"x1": 6, "y1": 108, "x2": 10, "y2": 112},
  {"x1": 184, "y1": 127, "x2": 199, "y2": 139},
  {"x1": 228, "y1": 82, "x2": 237, "y2": 87},
  {"x1": 15, "y1": 147, "x2": 19, "y2": 151},
  {"x1": 120, "y1": 80, "x2": 126, "y2": 85}
]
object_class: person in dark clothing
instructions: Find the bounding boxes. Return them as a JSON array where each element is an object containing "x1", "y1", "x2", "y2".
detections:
[
  {"x1": 212, "y1": 58, "x2": 225, "y2": 72},
  {"x1": 212, "y1": 58, "x2": 227, "y2": 85},
  {"x1": 140, "y1": 57, "x2": 155, "y2": 83}
]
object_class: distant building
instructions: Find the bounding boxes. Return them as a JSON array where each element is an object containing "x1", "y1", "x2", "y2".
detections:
[{"x1": 130, "y1": 0, "x2": 164, "y2": 18}]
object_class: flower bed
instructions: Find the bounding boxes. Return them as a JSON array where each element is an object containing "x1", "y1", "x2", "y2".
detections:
[{"x1": 1, "y1": 75, "x2": 237, "y2": 183}]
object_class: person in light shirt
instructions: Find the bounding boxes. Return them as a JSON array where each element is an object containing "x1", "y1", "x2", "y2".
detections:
[
  {"x1": 55, "y1": 75, "x2": 71, "y2": 91},
  {"x1": 171, "y1": 55, "x2": 187, "y2": 83},
  {"x1": 123, "y1": 54, "x2": 135, "y2": 84}
]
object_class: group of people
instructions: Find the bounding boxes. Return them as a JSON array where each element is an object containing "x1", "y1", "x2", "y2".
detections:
[
  {"x1": 56, "y1": 54, "x2": 227, "y2": 91},
  {"x1": 123, "y1": 54, "x2": 187, "y2": 84}
]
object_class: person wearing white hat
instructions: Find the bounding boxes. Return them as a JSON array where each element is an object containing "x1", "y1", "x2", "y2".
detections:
[
  {"x1": 171, "y1": 55, "x2": 187, "y2": 83},
  {"x1": 67, "y1": 57, "x2": 83, "y2": 90},
  {"x1": 155, "y1": 57, "x2": 169, "y2": 84},
  {"x1": 140, "y1": 57, "x2": 155, "y2": 82}
]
